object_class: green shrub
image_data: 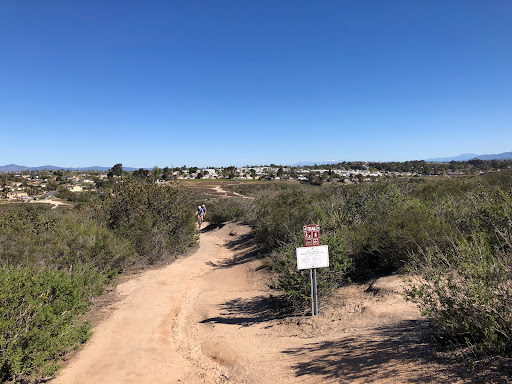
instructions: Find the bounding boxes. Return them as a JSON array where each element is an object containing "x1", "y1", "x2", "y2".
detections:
[
  {"x1": 406, "y1": 184, "x2": 512, "y2": 357},
  {"x1": 60, "y1": 191, "x2": 101, "y2": 204},
  {"x1": 99, "y1": 181, "x2": 197, "y2": 265},
  {"x1": 0, "y1": 208, "x2": 137, "y2": 272},
  {"x1": 207, "y1": 198, "x2": 250, "y2": 227},
  {"x1": 252, "y1": 190, "x2": 319, "y2": 251},
  {"x1": 0, "y1": 265, "x2": 104, "y2": 382},
  {"x1": 407, "y1": 232, "x2": 512, "y2": 355}
]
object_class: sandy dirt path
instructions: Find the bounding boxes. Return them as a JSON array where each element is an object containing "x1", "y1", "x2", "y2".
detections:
[
  {"x1": 52, "y1": 223, "x2": 495, "y2": 384},
  {"x1": 29, "y1": 198, "x2": 72, "y2": 209},
  {"x1": 207, "y1": 185, "x2": 254, "y2": 199}
]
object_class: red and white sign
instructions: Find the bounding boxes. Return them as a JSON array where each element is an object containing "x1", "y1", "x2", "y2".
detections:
[{"x1": 303, "y1": 224, "x2": 320, "y2": 247}]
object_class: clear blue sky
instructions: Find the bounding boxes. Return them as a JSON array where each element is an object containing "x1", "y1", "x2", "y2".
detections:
[{"x1": 1, "y1": 1, "x2": 511, "y2": 168}]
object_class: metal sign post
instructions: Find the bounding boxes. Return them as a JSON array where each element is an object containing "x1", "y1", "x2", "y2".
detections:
[
  {"x1": 310, "y1": 268, "x2": 318, "y2": 315},
  {"x1": 298, "y1": 225, "x2": 328, "y2": 316}
]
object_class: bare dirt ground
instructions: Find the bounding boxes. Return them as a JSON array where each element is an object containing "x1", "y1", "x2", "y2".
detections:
[
  {"x1": 179, "y1": 180, "x2": 263, "y2": 199},
  {"x1": 208, "y1": 185, "x2": 254, "y2": 199},
  {"x1": 28, "y1": 198, "x2": 72, "y2": 209},
  {"x1": 1, "y1": 198, "x2": 71, "y2": 210},
  {"x1": 52, "y1": 223, "x2": 511, "y2": 384}
]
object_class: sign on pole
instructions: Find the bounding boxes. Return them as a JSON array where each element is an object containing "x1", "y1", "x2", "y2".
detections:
[
  {"x1": 296, "y1": 245, "x2": 329, "y2": 270},
  {"x1": 298, "y1": 224, "x2": 328, "y2": 316},
  {"x1": 303, "y1": 224, "x2": 320, "y2": 247}
]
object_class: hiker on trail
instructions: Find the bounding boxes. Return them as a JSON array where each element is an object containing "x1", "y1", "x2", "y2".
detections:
[{"x1": 196, "y1": 205, "x2": 205, "y2": 228}]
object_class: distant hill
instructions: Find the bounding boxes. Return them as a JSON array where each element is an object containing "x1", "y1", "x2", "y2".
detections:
[
  {"x1": 427, "y1": 151, "x2": 512, "y2": 162},
  {"x1": 0, "y1": 164, "x2": 30, "y2": 172},
  {"x1": 476, "y1": 151, "x2": 512, "y2": 160},
  {"x1": 0, "y1": 164, "x2": 139, "y2": 172},
  {"x1": 425, "y1": 153, "x2": 479, "y2": 162}
]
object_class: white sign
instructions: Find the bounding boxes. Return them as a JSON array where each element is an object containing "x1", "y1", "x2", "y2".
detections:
[{"x1": 296, "y1": 245, "x2": 329, "y2": 270}]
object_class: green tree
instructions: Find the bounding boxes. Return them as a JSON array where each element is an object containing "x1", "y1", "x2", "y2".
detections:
[
  {"x1": 152, "y1": 166, "x2": 161, "y2": 179},
  {"x1": 133, "y1": 168, "x2": 149, "y2": 179},
  {"x1": 110, "y1": 164, "x2": 123, "y2": 177}
]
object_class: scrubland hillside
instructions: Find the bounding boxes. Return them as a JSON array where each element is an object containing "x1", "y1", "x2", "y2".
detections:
[{"x1": 1, "y1": 171, "x2": 511, "y2": 382}]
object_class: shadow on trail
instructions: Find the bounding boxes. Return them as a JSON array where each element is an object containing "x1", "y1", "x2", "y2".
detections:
[
  {"x1": 225, "y1": 232, "x2": 254, "y2": 251},
  {"x1": 282, "y1": 319, "x2": 511, "y2": 383},
  {"x1": 206, "y1": 232, "x2": 262, "y2": 269},
  {"x1": 281, "y1": 319, "x2": 440, "y2": 383},
  {"x1": 199, "y1": 223, "x2": 221, "y2": 233},
  {"x1": 200, "y1": 295, "x2": 291, "y2": 327}
]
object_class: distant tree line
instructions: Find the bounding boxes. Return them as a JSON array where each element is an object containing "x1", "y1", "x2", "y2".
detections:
[
  {"x1": 301, "y1": 159, "x2": 512, "y2": 174},
  {"x1": 368, "y1": 159, "x2": 512, "y2": 174}
]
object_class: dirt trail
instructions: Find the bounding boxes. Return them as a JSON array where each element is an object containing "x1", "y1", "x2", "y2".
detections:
[
  {"x1": 208, "y1": 185, "x2": 254, "y2": 199},
  {"x1": 53, "y1": 223, "x2": 483, "y2": 384},
  {"x1": 29, "y1": 198, "x2": 72, "y2": 209}
]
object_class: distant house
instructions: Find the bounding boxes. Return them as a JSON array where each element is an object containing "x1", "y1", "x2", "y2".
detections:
[
  {"x1": 7, "y1": 191, "x2": 29, "y2": 199},
  {"x1": 68, "y1": 185, "x2": 83, "y2": 192}
]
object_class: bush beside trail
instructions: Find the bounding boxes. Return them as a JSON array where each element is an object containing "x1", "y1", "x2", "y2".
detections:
[
  {"x1": 407, "y1": 185, "x2": 512, "y2": 357},
  {"x1": 407, "y1": 234, "x2": 512, "y2": 357},
  {"x1": 98, "y1": 181, "x2": 198, "y2": 265},
  {"x1": 0, "y1": 266, "x2": 104, "y2": 383},
  {"x1": 0, "y1": 205, "x2": 136, "y2": 273},
  {"x1": 245, "y1": 183, "x2": 450, "y2": 309},
  {"x1": 204, "y1": 197, "x2": 249, "y2": 227}
]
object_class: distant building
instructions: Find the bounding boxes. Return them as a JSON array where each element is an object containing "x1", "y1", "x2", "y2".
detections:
[
  {"x1": 7, "y1": 191, "x2": 29, "y2": 199},
  {"x1": 68, "y1": 185, "x2": 83, "y2": 192}
]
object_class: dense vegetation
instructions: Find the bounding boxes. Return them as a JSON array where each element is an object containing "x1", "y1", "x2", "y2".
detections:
[
  {"x1": 302, "y1": 158, "x2": 512, "y2": 174},
  {"x1": 0, "y1": 180, "x2": 196, "y2": 383},
  {"x1": 2, "y1": 165, "x2": 511, "y2": 381},
  {"x1": 210, "y1": 171, "x2": 512, "y2": 358}
]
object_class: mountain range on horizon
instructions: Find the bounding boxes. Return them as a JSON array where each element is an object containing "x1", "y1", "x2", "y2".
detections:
[
  {"x1": 1, "y1": 151, "x2": 511, "y2": 172},
  {"x1": 425, "y1": 151, "x2": 512, "y2": 162},
  {"x1": 0, "y1": 164, "x2": 139, "y2": 172}
]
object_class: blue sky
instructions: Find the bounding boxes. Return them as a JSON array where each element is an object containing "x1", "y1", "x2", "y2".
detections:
[{"x1": 1, "y1": 1, "x2": 511, "y2": 167}]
